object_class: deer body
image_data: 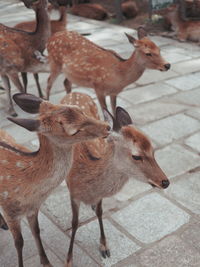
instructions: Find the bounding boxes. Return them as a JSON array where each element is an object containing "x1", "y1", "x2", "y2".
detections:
[
  {"x1": 0, "y1": 0, "x2": 51, "y2": 116},
  {"x1": 155, "y1": 4, "x2": 200, "y2": 42},
  {"x1": 0, "y1": 93, "x2": 110, "y2": 267},
  {"x1": 61, "y1": 92, "x2": 170, "y2": 267},
  {"x1": 13, "y1": 5, "x2": 67, "y2": 99},
  {"x1": 47, "y1": 28, "x2": 170, "y2": 113}
]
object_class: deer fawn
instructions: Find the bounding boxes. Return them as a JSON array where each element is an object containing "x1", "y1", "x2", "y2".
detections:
[
  {"x1": 14, "y1": 1, "x2": 67, "y2": 95},
  {"x1": 154, "y1": 4, "x2": 200, "y2": 43},
  {"x1": 60, "y1": 92, "x2": 170, "y2": 267},
  {"x1": 46, "y1": 27, "x2": 170, "y2": 114},
  {"x1": 0, "y1": 93, "x2": 110, "y2": 267},
  {"x1": 0, "y1": 0, "x2": 51, "y2": 116}
]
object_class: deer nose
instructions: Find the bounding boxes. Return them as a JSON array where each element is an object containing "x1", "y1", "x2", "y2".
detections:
[
  {"x1": 164, "y1": 63, "x2": 171, "y2": 70},
  {"x1": 106, "y1": 125, "x2": 111, "y2": 131},
  {"x1": 162, "y1": 179, "x2": 170, "y2": 189}
]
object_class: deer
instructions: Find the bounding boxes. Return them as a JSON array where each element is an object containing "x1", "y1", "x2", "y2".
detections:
[
  {"x1": 60, "y1": 92, "x2": 170, "y2": 267},
  {"x1": 154, "y1": 4, "x2": 200, "y2": 43},
  {"x1": 14, "y1": 1, "x2": 68, "y2": 96},
  {"x1": 46, "y1": 27, "x2": 170, "y2": 115},
  {"x1": 0, "y1": 0, "x2": 51, "y2": 116},
  {"x1": 0, "y1": 93, "x2": 110, "y2": 267}
]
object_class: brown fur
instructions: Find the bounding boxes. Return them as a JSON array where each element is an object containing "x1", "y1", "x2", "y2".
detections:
[
  {"x1": 154, "y1": 4, "x2": 200, "y2": 43},
  {"x1": 0, "y1": 0, "x2": 51, "y2": 116},
  {"x1": 61, "y1": 92, "x2": 170, "y2": 267},
  {"x1": 0, "y1": 96, "x2": 110, "y2": 267},
  {"x1": 46, "y1": 28, "x2": 170, "y2": 114},
  {"x1": 122, "y1": 1, "x2": 138, "y2": 19},
  {"x1": 70, "y1": 3, "x2": 108, "y2": 20}
]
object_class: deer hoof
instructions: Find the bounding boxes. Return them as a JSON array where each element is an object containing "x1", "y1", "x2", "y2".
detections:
[
  {"x1": 1, "y1": 223, "x2": 9, "y2": 230},
  {"x1": 100, "y1": 244, "x2": 110, "y2": 258}
]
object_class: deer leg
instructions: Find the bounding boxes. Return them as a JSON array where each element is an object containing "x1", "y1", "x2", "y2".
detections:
[
  {"x1": 1, "y1": 75, "x2": 17, "y2": 117},
  {"x1": 96, "y1": 93, "x2": 107, "y2": 113},
  {"x1": 21, "y1": 72, "x2": 28, "y2": 93},
  {"x1": 63, "y1": 78, "x2": 72, "y2": 94},
  {"x1": 95, "y1": 200, "x2": 110, "y2": 258},
  {"x1": 26, "y1": 211, "x2": 52, "y2": 267},
  {"x1": 9, "y1": 73, "x2": 25, "y2": 93},
  {"x1": 6, "y1": 218, "x2": 24, "y2": 267},
  {"x1": 33, "y1": 73, "x2": 43, "y2": 98},
  {"x1": 66, "y1": 197, "x2": 80, "y2": 267},
  {"x1": 46, "y1": 64, "x2": 61, "y2": 100},
  {"x1": 0, "y1": 212, "x2": 8, "y2": 230},
  {"x1": 110, "y1": 95, "x2": 117, "y2": 116}
]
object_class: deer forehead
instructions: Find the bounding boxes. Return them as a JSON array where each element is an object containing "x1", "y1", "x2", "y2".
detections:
[
  {"x1": 122, "y1": 126, "x2": 152, "y2": 154},
  {"x1": 139, "y1": 38, "x2": 160, "y2": 53}
]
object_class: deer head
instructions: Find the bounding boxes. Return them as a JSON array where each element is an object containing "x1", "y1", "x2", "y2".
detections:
[
  {"x1": 125, "y1": 27, "x2": 170, "y2": 71},
  {"x1": 104, "y1": 107, "x2": 170, "y2": 189},
  {"x1": 8, "y1": 93, "x2": 110, "y2": 146}
]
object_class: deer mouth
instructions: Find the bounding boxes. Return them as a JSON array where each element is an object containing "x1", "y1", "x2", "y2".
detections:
[{"x1": 148, "y1": 179, "x2": 162, "y2": 189}]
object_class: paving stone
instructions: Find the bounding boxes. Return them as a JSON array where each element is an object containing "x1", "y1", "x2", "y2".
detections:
[
  {"x1": 120, "y1": 83, "x2": 177, "y2": 105},
  {"x1": 75, "y1": 219, "x2": 140, "y2": 266},
  {"x1": 127, "y1": 101, "x2": 187, "y2": 125},
  {"x1": 38, "y1": 212, "x2": 99, "y2": 267},
  {"x1": 114, "y1": 179, "x2": 151, "y2": 202},
  {"x1": 172, "y1": 58, "x2": 200, "y2": 74},
  {"x1": 112, "y1": 193, "x2": 190, "y2": 244},
  {"x1": 139, "y1": 235, "x2": 200, "y2": 267},
  {"x1": 181, "y1": 220, "x2": 200, "y2": 251},
  {"x1": 171, "y1": 88, "x2": 200, "y2": 106},
  {"x1": 161, "y1": 50, "x2": 191, "y2": 64},
  {"x1": 141, "y1": 114, "x2": 200, "y2": 146},
  {"x1": 165, "y1": 172, "x2": 200, "y2": 214},
  {"x1": 24, "y1": 249, "x2": 64, "y2": 267},
  {"x1": 186, "y1": 108, "x2": 200, "y2": 121},
  {"x1": 0, "y1": 222, "x2": 40, "y2": 267},
  {"x1": 165, "y1": 72, "x2": 200, "y2": 91},
  {"x1": 185, "y1": 132, "x2": 200, "y2": 153},
  {"x1": 41, "y1": 186, "x2": 95, "y2": 231},
  {"x1": 155, "y1": 144, "x2": 200, "y2": 178},
  {"x1": 135, "y1": 69, "x2": 178, "y2": 86}
]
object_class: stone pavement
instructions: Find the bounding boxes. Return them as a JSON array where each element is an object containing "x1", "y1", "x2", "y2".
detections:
[{"x1": 0, "y1": 1, "x2": 200, "y2": 266}]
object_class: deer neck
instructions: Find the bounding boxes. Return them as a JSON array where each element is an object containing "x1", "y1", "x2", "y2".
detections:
[
  {"x1": 59, "y1": 6, "x2": 67, "y2": 24},
  {"x1": 31, "y1": 134, "x2": 73, "y2": 185},
  {"x1": 33, "y1": 4, "x2": 51, "y2": 52},
  {"x1": 119, "y1": 51, "x2": 146, "y2": 87}
]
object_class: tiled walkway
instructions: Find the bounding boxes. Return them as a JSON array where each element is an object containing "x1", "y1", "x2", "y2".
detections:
[{"x1": 0, "y1": 1, "x2": 200, "y2": 266}]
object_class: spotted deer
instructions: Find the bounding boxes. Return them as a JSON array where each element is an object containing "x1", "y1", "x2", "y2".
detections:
[
  {"x1": 46, "y1": 27, "x2": 170, "y2": 114},
  {"x1": 14, "y1": 2, "x2": 67, "y2": 95},
  {"x1": 0, "y1": 93, "x2": 110, "y2": 267},
  {"x1": 154, "y1": 4, "x2": 200, "y2": 43},
  {"x1": 61, "y1": 92, "x2": 170, "y2": 267},
  {"x1": 0, "y1": 0, "x2": 51, "y2": 116}
]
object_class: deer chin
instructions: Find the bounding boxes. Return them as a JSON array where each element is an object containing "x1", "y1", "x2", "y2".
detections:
[{"x1": 148, "y1": 179, "x2": 162, "y2": 189}]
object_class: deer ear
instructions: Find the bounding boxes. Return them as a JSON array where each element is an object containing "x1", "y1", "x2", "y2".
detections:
[
  {"x1": 137, "y1": 26, "x2": 148, "y2": 39},
  {"x1": 125, "y1": 33, "x2": 137, "y2": 44},
  {"x1": 103, "y1": 109, "x2": 114, "y2": 130},
  {"x1": 13, "y1": 93, "x2": 43, "y2": 114},
  {"x1": 115, "y1": 107, "x2": 133, "y2": 129},
  {"x1": 7, "y1": 118, "x2": 40, "y2": 132}
]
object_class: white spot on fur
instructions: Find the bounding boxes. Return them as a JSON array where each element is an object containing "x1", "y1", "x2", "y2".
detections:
[
  {"x1": 0, "y1": 159, "x2": 8, "y2": 165},
  {"x1": 0, "y1": 191, "x2": 8, "y2": 199},
  {"x1": 16, "y1": 161, "x2": 25, "y2": 168}
]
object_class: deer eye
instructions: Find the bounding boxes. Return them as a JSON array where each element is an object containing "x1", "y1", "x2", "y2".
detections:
[
  {"x1": 146, "y1": 53, "x2": 152, "y2": 56},
  {"x1": 132, "y1": 155, "x2": 143, "y2": 161}
]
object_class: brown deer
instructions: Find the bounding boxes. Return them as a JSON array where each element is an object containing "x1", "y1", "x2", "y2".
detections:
[
  {"x1": 60, "y1": 92, "x2": 170, "y2": 267},
  {"x1": 154, "y1": 4, "x2": 200, "y2": 43},
  {"x1": 0, "y1": 0, "x2": 51, "y2": 116},
  {"x1": 46, "y1": 27, "x2": 170, "y2": 114},
  {"x1": 14, "y1": 2, "x2": 68, "y2": 95},
  {"x1": 0, "y1": 93, "x2": 110, "y2": 267}
]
